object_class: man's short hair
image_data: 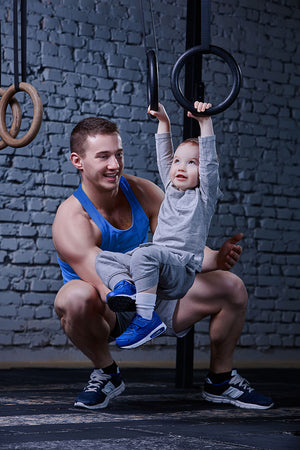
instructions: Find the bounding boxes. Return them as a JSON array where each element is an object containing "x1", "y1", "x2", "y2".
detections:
[{"x1": 70, "y1": 117, "x2": 119, "y2": 156}]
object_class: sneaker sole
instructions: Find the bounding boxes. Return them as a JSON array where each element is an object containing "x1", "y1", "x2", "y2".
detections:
[
  {"x1": 202, "y1": 391, "x2": 274, "y2": 410},
  {"x1": 74, "y1": 381, "x2": 126, "y2": 410},
  {"x1": 117, "y1": 323, "x2": 167, "y2": 349},
  {"x1": 107, "y1": 295, "x2": 136, "y2": 312}
]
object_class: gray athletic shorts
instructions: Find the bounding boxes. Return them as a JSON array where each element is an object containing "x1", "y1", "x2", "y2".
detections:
[{"x1": 96, "y1": 243, "x2": 196, "y2": 301}]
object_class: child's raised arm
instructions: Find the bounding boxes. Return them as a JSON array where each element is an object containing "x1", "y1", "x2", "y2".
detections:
[
  {"x1": 150, "y1": 104, "x2": 173, "y2": 187},
  {"x1": 148, "y1": 103, "x2": 171, "y2": 134},
  {"x1": 187, "y1": 101, "x2": 214, "y2": 137}
]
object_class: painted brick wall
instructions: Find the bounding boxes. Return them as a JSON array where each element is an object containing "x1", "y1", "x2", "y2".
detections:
[{"x1": 0, "y1": 0, "x2": 299, "y2": 366}]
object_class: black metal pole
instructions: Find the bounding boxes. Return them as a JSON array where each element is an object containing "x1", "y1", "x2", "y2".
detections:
[
  {"x1": 175, "y1": 0, "x2": 205, "y2": 389},
  {"x1": 183, "y1": 0, "x2": 205, "y2": 140}
]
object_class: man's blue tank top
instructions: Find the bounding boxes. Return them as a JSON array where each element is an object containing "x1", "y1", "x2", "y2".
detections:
[{"x1": 57, "y1": 176, "x2": 150, "y2": 284}]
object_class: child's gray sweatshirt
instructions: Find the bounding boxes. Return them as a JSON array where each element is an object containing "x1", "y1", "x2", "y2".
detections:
[{"x1": 153, "y1": 132, "x2": 221, "y2": 272}]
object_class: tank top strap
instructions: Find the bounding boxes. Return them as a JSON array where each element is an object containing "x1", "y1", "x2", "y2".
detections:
[
  {"x1": 119, "y1": 176, "x2": 144, "y2": 214},
  {"x1": 73, "y1": 184, "x2": 107, "y2": 231}
]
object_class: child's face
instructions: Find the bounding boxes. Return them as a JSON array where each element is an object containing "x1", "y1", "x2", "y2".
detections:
[{"x1": 169, "y1": 143, "x2": 199, "y2": 191}]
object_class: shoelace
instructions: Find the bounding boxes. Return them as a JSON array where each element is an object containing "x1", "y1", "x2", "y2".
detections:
[
  {"x1": 230, "y1": 373, "x2": 254, "y2": 393},
  {"x1": 84, "y1": 370, "x2": 111, "y2": 393}
]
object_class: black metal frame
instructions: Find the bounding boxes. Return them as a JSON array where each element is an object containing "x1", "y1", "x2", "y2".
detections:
[
  {"x1": 175, "y1": 0, "x2": 203, "y2": 388},
  {"x1": 175, "y1": 0, "x2": 242, "y2": 388}
]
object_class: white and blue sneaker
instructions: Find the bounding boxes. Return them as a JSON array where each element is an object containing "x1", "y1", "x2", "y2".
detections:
[
  {"x1": 107, "y1": 280, "x2": 136, "y2": 312},
  {"x1": 202, "y1": 369, "x2": 274, "y2": 409},
  {"x1": 74, "y1": 367, "x2": 125, "y2": 410},
  {"x1": 116, "y1": 311, "x2": 167, "y2": 349}
]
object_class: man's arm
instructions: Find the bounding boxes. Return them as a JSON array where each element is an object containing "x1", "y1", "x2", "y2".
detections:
[{"x1": 52, "y1": 197, "x2": 110, "y2": 301}]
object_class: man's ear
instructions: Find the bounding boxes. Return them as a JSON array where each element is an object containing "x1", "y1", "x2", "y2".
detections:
[{"x1": 70, "y1": 152, "x2": 83, "y2": 171}]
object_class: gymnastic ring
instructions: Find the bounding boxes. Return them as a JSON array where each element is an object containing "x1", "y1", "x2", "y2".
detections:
[
  {"x1": 0, "y1": 88, "x2": 22, "y2": 150},
  {"x1": 171, "y1": 45, "x2": 242, "y2": 116},
  {"x1": 0, "y1": 82, "x2": 43, "y2": 148},
  {"x1": 147, "y1": 49, "x2": 159, "y2": 112}
]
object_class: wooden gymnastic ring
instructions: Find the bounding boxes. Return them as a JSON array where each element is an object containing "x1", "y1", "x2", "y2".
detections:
[
  {"x1": 0, "y1": 88, "x2": 22, "y2": 150},
  {"x1": 0, "y1": 82, "x2": 43, "y2": 148}
]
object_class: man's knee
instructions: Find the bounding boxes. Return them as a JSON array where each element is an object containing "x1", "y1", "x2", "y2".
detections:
[
  {"x1": 223, "y1": 272, "x2": 248, "y2": 309},
  {"x1": 54, "y1": 281, "x2": 101, "y2": 322}
]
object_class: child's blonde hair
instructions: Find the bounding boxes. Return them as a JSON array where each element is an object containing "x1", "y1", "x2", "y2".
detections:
[
  {"x1": 178, "y1": 138, "x2": 199, "y2": 148},
  {"x1": 177, "y1": 137, "x2": 219, "y2": 161}
]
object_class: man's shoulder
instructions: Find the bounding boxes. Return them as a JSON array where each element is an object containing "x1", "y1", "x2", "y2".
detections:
[
  {"x1": 55, "y1": 193, "x2": 78, "y2": 216},
  {"x1": 53, "y1": 193, "x2": 87, "y2": 231}
]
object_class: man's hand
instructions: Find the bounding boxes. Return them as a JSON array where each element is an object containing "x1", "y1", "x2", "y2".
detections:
[
  {"x1": 99, "y1": 285, "x2": 111, "y2": 305},
  {"x1": 217, "y1": 233, "x2": 243, "y2": 270}
]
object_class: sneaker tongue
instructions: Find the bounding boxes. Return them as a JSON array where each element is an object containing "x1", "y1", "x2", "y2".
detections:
[
  {"x1": 231, "y1": 369, "x2": 238, "y2": 376},
  {"x1": 93, "y1": 368, "x2": 105, "y2": 375},
  {"x1": 91, "y1": 368, "x2": 109, "y2": 381}
]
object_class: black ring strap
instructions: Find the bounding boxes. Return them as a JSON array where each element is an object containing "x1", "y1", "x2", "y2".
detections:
[
  {"x1": 139, "y1": 0, "x2": 159, "y2": 112},
  {"x1": 13, "y1": 0, "x2": 27, "y2": 92}
]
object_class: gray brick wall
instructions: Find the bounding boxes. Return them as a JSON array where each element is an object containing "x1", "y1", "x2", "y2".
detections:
[{"x1": 0, "y1": 0, "x2": 299, "y2": 366}]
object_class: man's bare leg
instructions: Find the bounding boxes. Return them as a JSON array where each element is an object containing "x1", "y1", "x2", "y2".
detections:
[
  {"x1": 54, "y1": 279, "x2": 116, "y2": 368},
  {"x1": 172, "y1": 270, "x2": 273, "y2": 409},
  {"x1": 54, "y1": 280, "x2": 127, "y2": 410},
  {"x1": 172, "y1": 270, "x2": 248, "y2": 373}
]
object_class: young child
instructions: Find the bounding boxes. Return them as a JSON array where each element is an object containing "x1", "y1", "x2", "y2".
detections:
[{"x1": 95, "y1": 101, "x2": 221, "y2": 349}]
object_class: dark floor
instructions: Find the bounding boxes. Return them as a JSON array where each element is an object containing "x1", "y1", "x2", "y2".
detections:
[{"x1": 0, "y1": 367, "x2": 299, "y2": 449}]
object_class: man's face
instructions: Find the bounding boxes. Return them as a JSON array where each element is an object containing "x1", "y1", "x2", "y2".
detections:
[
  {"x1": 169, "y1": 143, "x2": 199, "y2": 191},
  {"x1": 79, "y1": 132, "x2": 124, "y2": 191}
]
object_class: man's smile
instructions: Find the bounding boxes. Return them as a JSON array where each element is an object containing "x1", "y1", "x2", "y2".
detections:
[{"x1": 104, "y1": 172, "x2": 119, "y2": 179}]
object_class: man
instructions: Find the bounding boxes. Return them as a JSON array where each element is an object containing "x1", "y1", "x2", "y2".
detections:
[{"x1": 52, "y1": 114, "x2": 273, "y2": 411}]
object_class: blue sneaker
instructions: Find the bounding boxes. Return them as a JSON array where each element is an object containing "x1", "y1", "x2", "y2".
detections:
[
  {"x1": 202, "y1": 369, "x2": 274, "y2": 409},
  {"x1": 74, "y1": 367, "x2": 125, "y2": 409},
  {"x1": 116, "y1": 311, "x2": 167, "y2": 349},
  {"x1": 107, "y1": 280, "x2": 136, "y2": 312}
]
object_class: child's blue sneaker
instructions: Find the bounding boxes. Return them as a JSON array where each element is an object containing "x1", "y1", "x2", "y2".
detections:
[
  {"x1": 107, "y1": 280, "x2": 136, "y2": 312},
  {"x1": 116, "y1": 311, "x2": 167, "y2": 349}
]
